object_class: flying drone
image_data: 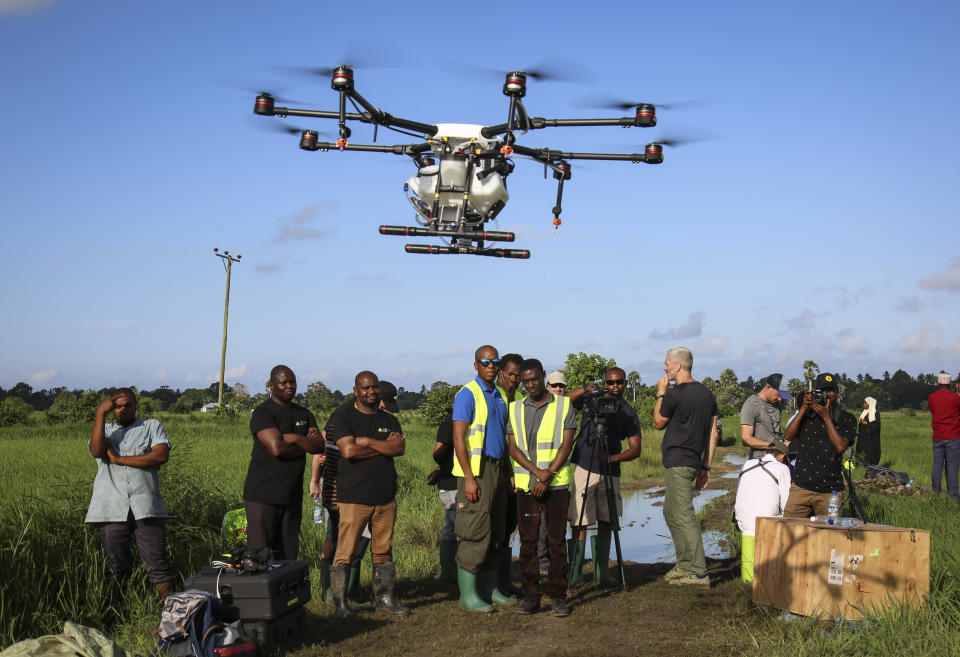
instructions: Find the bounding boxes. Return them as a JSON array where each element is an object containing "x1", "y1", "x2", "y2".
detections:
[{"x1": 254, "y1": 67, "x2": 679, "y2": 259}]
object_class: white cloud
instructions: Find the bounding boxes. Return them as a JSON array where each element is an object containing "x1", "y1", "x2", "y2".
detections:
[
  {"x1": 273, "y1": 201, "x2": 337, "y2": 243},
  {"x1": 898, "y1": 321, "x2": 942, "y2": 355},
  {"x1": 649, "y1": 312, "x2": 706, "y2": 340},
  {"x1": 837, "y1": 335, "x2": 867, "y2": 355},
  {"x1": 225, "y1": 364, "x2": 248, "y2": 379},
  {"x1": 918, "y1": 258, "x2": 960, "y2": 293},
  {"x1": 895, "y1": 297, "x2": 924, "y2": 313},
  {"x1": 153, "y1": 369, "x2": 167, "y2": 381},
  {"x1": 255, "y1": 261, "x2": 283, "y2": 273},
  {"x1": 28, "y1": 369, "x2": 58, "y2": 387},
  {"x1": 784, "y1": 308, "x2": 825, "y2": 332},
  {"x1": 695, "y1": 335, "x2": 731, "y2": 356}
]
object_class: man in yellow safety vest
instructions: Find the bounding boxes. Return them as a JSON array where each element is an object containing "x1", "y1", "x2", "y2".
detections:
[{"x1": 507, "y1": 359, "x2": 577, "y2": 616}]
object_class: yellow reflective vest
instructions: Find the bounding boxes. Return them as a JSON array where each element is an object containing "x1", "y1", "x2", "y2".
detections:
[
  {"x1": 508, "y1": 394, "x2": 572, "y2": 491},
  {"x1": 452, "y1": 379, "x2": 510, "y2": 478}
]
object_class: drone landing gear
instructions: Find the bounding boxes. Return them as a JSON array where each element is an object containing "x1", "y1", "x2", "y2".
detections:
[{"x1": 379, "y1": 225, "x2": 530, "y2": 259}]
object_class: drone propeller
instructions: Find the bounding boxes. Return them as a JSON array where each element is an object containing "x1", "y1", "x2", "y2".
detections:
[
  {"x1": 222, "y1": 81, "x2": 312, "y2": 106},
  {"x1": 277, "y1": 42, "x2": 415, "y2": 79},
  {"x1": 440, "y1": 55, "x2": 595, "y2": 85},
  {"x1": 572, "y1": 95, "x2": 710, "y2": 112},
  {"x1": 251, "y1": 120, "x2": 333, "y2": 138}
]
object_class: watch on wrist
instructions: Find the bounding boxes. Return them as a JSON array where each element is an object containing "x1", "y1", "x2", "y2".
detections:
[
  {"x1": 656, "y1": 394, "x2": 665, "y2": 399},
  {"x1": 701, "y1": 465, "x2": 711, "y2": 472}
]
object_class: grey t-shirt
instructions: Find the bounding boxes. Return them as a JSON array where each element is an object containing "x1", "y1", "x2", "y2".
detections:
[{"x1": 740, "y1": 394, "x2": 784, "y2": 458}]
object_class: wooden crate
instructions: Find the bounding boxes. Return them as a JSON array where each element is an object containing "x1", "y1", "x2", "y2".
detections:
[{"x1": 753, "y1": 517, "x2": 929, "y2": 620}]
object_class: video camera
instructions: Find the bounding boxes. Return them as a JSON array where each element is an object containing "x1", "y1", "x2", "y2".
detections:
[{"x1": 582, "y1": 388, "x2": 621, "y2": 420}]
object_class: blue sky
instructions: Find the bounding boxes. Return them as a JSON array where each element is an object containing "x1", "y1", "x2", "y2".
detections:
[{"x1": 2, "y1": 0, "x2": 958, "y2": 395}]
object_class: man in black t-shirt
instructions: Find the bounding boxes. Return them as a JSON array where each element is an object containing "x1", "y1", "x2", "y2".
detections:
[
  {"x1": 654, "y1": 348, "x2": 718, "y2": 588},
  {"x1": 325, "y1": 371, "x2": 410, "y2": 618},
  {"x1": 782, "y1": 373, "x2": 856, "y2": 518},
  {"x1": 245, "y1": 365, "x2": 325, "y2": 560}
]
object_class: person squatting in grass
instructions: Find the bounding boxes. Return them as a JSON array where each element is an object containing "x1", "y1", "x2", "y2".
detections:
[
  {"x1": 782, "y1": 373, "x2": 856, "y2": 518},
  {"x1": 245, "y1": 365, "x2": 326, "y2": 561},
  {"x1": 452, "y1": 345, "x2": 514, "y2": 612},
  {"x1": 654, "y1": 347, "x2": 719, "y2": 588},
  {"x1": 85, "y1": 388, "x2": 175, "y2": 602},
  {"x1": 565, "y1": 367, "x2": 643, "y2": 588},
  {"x1": 507, "y1": 359, "x2": 577, "y2": 616},
  {"x1": 734, "y1": 440, "x2": 791, "y2": 582},
  {"x1": 326, "y1": 371, "x2": 410, "y2": 618}
]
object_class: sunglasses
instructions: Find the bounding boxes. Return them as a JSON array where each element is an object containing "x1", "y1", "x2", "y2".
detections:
[
  {"x1": 476, "y1": 358, "x2": 501, "y2": 368},
  {"x1": 548, "y1": 383, "x2": 566, "y2": 389},
  {"x1": 605, "y1": 379, "x2": 626, "y2": 385}
]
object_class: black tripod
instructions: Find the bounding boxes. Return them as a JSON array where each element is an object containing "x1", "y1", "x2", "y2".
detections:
[
  {"x1": 841, "y1": 463, "x2": 868, "y2": 522},
  {"x1": 574, "y1": 411, "x2": 628, "y2": 592}
]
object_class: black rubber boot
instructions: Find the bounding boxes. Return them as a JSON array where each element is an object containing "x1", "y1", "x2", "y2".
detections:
[
  {"x1": 372, "y1": 562, "x2": 411, "y2": 617},
  {"x1": 330, "y1": 565, "x2": 353, "y2": 618},
  {"x1": 439, "y1": 539, "x2": 458, "y2": 585},
  {"x1": 319, "y1": 559, "x2": 332, "y2": 604}
]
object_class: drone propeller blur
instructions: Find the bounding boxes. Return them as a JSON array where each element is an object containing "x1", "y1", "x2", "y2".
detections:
[{"x1": 254, "y1": 66, "x2": 687, "y2": 259}]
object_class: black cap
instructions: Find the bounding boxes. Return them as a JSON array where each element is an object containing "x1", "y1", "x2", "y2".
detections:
[
  {"x1": 379, "y1": 380, "x2": 399, "y2": 413},
  {"x1": 760, "y1": 373, "x2": 792, "y2": 400},
  {"x1": 814, "y1": 373, "x2": 838, "y2": 390}
]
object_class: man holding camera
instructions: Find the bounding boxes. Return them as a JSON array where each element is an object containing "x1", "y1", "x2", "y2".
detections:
[
  {"x1": 740, "y1": 373, "x2": 791, "y2": 459},
  {"x1": 782, "y1": 373, "x2": 857, "y2": 518},
  {"x1": 566, "y1": 367, "x2": 642, "y2": 587},
  {"x1": 654, "y1": 347, "x2": 718, "y2": 588}
]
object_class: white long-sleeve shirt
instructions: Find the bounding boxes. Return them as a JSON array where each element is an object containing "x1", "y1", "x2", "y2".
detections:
[{"x1": 734, "y1": 454, "x2": 792, "y2": 535}]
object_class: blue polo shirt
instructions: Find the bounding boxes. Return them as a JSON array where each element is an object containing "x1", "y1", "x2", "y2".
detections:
[{"x1": 453, "y1": 376, "x2": 508, "y2": 459}]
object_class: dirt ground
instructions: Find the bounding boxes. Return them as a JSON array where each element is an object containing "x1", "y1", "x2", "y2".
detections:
[{"x1": 292, "y1": 447, "x2": 761, "y2": 657}]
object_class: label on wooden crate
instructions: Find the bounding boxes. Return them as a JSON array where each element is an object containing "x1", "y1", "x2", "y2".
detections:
[{"x1": 828, "y1": 549, "x2": 844, "y2": 585}]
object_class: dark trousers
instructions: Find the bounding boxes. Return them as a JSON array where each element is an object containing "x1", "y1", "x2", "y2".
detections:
[
  {"x1": 245, "y1": 499, "x2": 302, "y2": 560},
  {"x1": 932, "y1": 439, "x2": 960, "y2": 499},
  {"x1": 97, "y1": 512, "x2": 172, "y2": 584},
  {"x1": 517, "y1": 488, "x2": 569, "y2": 598}
]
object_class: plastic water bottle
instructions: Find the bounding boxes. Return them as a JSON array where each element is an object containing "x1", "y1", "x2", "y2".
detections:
[
  {"x1": 836, "y1": 517, "x2": 862, "y2": 529},
  {"x1": 810, "y1": 515, "x2": 838, "y2": 526},
  {"x1": 827, "y1": 490, "x2": 840, "y2": 519},
  {"x1": 313, "y1": 497, "x2": 323, "y2": 524}
]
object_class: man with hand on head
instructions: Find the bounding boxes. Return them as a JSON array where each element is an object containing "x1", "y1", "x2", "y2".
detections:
[
  {"x1": 507, "y1": 359, "x2": 577, "y2": 616},
  {"x1": 86, "y1": 388, "x2": 174, "y2": 601},
  {"x1": 654, "y1": 347, "x2": 718, "y2": 588},
  {"x1": 452, "y1": 345, "x2": 513, "y2": 612},
  {"x1": 245, "y1": 365, "x2": 326, "y2": 561},
  {"x1": 782, "y1": 373, "x2": 856, "y2": 518},
  {"x1": 326, "y1": 371, "x2": 410, "y2": 618}
]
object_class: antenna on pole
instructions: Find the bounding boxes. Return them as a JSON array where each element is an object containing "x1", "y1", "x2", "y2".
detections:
[{"x1": 213, "y1": 248, "x2": 241, "y2": 409}]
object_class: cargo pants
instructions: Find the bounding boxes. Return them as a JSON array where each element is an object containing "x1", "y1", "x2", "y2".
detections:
[{"x1": 455, "y1": 456, "x2": 508, "y2": 574}]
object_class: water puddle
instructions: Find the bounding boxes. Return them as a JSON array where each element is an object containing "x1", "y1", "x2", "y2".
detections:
[
  {"x1": 723, "y1": 453, "x2": 747, "y2": 466},
  {"x1": 512, "y1": 485, "x2": 733, "y2": 563}
]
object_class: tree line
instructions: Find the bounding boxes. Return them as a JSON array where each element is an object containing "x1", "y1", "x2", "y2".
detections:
[{"x1": 1, "y1": 356, "x2": 953, "y2": 428}]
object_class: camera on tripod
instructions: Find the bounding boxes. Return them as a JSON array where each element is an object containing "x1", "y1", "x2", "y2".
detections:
[{"x1": 582, "y1": 388, "x2": 621, "y2": 419}]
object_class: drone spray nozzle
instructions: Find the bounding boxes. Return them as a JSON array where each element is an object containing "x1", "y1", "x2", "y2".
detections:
[
  {"x1": 381, "y1": 225, "x2": 515, "y2": 242},
  {"x1": 254, "y1": 93, "x2": 275, "y2": 116}
]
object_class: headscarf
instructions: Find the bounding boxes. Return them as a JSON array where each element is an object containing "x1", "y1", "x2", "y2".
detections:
[{"x1": 859, "y1": 396, "x2": 877, "y2": 423}]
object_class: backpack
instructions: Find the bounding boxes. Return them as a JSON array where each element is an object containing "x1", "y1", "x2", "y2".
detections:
[{"x1": 154, "y1": 590, "x2": 223, "y2": 657}]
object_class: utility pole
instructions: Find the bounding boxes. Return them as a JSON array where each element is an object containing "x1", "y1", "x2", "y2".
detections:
[{"x1": 214, "y1": 248, "x2": 241, "y2": 408}]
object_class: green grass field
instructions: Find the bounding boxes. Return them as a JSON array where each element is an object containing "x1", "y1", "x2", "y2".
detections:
[{"x1": 1, "y1": 409, "x2": 958, "y2": 656}]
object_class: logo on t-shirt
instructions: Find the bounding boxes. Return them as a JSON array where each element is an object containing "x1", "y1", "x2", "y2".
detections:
[
  {"x1": 295, "y1": 420, "x2": 307, "y2": 427},
  {"x1": 377, "y1": 427, "x2": 389, "y2": 433}
]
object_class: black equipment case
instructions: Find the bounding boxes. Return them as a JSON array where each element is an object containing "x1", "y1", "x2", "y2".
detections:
[
  {"x1": 184, "y1": 560, "x2": 311, "y2": 622},
  {"x1": 241, "y1": 606, "x2": 306, "y2": 653}
]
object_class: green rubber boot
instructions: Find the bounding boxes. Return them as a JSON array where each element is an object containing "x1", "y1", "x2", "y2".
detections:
[
  {"x1": 457, "y1": 568, "x2": 493, "y2": 613},
  {"x1": 592, "y1": 535, "x2": 619, "y2": 586},
  {"x1": 319, "y1": 559, "x2": 332, "y2": 604},
  {"x1": 567, "y1": 538, "x2": 587, "y2": 588},
  {"x1": 479, "y1": 568, "x2": 516, "y2": 606},
  {"x1": 439, "y1": 539, "x2": 458, "y2": 585},
  {"x1": 348, "y1": 566, "x2": 373, "y2": 609},
  {"x1": 741, "y1": 534, "x2": 756, "y2": 583}
]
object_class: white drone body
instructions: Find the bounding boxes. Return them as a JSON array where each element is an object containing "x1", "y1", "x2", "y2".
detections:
[{"x1": 404, "y1": 123, "x2": 509, "y2": 225}]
